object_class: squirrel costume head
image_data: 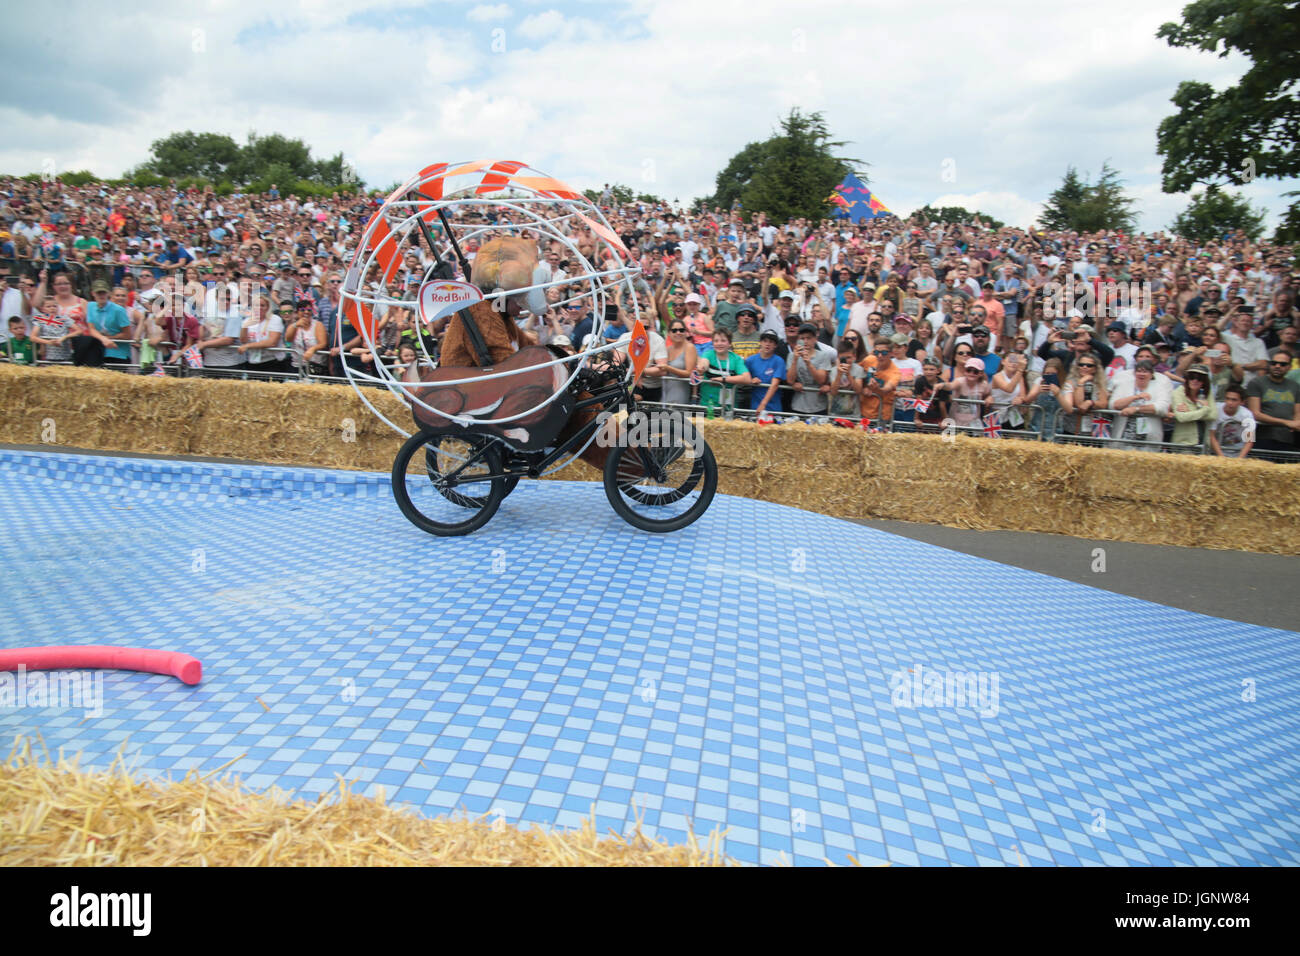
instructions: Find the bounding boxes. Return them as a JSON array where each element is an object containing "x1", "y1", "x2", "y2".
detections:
[{"x1": 471, "y1": 237, "x2": 549, "y2": 316}]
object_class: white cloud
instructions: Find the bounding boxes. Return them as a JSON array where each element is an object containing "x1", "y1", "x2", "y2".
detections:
[
  {"x1": 0, "y1": 0, "x2": 1296, "y2": 234},
  {"x1": 466, "y1": 3, "x2": 511, "y2": 22},
  {"x1": 517, "y1": 10, "x2": 565, "y2": 41}
]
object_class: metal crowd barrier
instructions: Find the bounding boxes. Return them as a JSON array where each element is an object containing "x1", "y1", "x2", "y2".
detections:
[
  {"x1": 1048, "y1": 408, "x2": 1205, "y2": 454},
  {"x1": 8, "y1": 347, "x2": 1300, "y2": 464}
]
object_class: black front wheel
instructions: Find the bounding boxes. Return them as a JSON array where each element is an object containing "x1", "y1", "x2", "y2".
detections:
[
  {"x1": 393, "y1": 430, "x2": 506, "y2": 536},
  {"x1": 603, "y1": 417, "x2": 717, "y2": 532}
]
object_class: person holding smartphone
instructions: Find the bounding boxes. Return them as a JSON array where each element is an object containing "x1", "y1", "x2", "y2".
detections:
[
  {"x1": 785, "y1": 322, "x2": 834, "y2": 415},
  {"x1": 1061, "y1": 351, "x2": 1110, "y2": 437}
]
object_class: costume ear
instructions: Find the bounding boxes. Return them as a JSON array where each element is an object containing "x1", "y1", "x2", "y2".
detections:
[{"x1": 527, "y1": 264, "x2": 548, "y2": 316}]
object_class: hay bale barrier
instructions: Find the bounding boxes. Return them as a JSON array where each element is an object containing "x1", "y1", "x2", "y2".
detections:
[
  {"x1": 3, "y1": 364, "x2": 1298, "y2": 553},
  {"x1": 0, "y1": 739, "x2": 731, "y2": 866}
]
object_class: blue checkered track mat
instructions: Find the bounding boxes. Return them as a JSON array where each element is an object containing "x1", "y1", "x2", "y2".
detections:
[{"x1": 1, "y1": 448, "x2": 1296, "y2": 866}]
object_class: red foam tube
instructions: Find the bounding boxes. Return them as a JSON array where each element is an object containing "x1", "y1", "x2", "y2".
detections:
[{"x1": 0, "y1": 646, "x2": 202, "y2": 685}]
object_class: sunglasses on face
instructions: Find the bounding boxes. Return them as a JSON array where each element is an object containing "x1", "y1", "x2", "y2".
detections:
[
  {"x1": 1077, "y1": 363, "x2": 1097, "y2": 368},
  {"x1": 669, "y1": 327, "x2": 685, "y2": 333}
]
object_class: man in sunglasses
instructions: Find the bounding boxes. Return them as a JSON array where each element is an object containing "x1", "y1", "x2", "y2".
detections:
[{"x1": 1245, "y1": 350, "x2": 1300, "y2": 452}]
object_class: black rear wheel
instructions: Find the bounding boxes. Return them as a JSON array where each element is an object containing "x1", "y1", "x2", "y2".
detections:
[{"x1": 393, "y1": 430, "x2": 505, "y2": 536}]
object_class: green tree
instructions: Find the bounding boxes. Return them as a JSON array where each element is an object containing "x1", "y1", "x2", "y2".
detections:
[
  {"x1": 1155, "y1": 0, "x2": 1300, "y2": 240},
  {"x1": 1274, "y1": 192, "x2": 1300, "y2": 243},
  {"x1": 1171, "y1": 188, "x2": 1267, "y2": 241},
  {"x1": 1038, "y1": 167, "x2": 1089, "y2": 231},
  {"x1": 710, "y1": 140, "x2": 770, "y2": 212},
  {"x1": 1037, "y1": 163, "x2": 1138, "y2": 232},
  {"x1": 144, "y1": 131, "x2": 241, "y2": 180},
  {"x1": 711, "y1": 109, "x2": 861, "y2": 222},
  {"x1": 914, "y1": 204, "x2": 1005, "y2": 230}
]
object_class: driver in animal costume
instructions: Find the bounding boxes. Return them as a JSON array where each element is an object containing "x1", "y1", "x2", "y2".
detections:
[{"x1": 437, "y1": 237, "x2": 611, "y2": 468}]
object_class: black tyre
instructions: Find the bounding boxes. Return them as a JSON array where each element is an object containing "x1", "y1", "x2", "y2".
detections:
[
  {"x1": 392, "y1": 430, "x2": 505, "y2": 536},
  {"x1": 425, "y1": 437, "x2": 520, "y2": 505},
  {"x1": 603, "y1": 416, "x2": 717, "y2": 532}
]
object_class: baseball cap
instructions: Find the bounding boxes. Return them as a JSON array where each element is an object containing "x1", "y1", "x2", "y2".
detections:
[
  {"x1": 684, "y1": 293, "x2": 703, "y2": 306},
  {"x1": 1106, "y1": 321, "x2": 1127, "y2": 333},
  {"x1": 1201, "y1": 304, "x2": 1222, "y2": 315},
  {"x1": 971, "y1": 326, "x2": 990, "y2": 336},
  {"x1": 893, "y1": 312, "x2": 913, "y2": 323},
  {"x1": 964, "y1": 358, "x2": 984, "y2": 371},
  {"x1": 1186, "y1": 363, "x2": 1211, "y2": 378},
  {"x1": 982, "y1": 280, "x2": 995, "y2": 288},
  {"x1": 728, "y1": 277, "x2": 744, "y2": 286},
  {"x1": 736, "y1": 305, "x2": 758, "y2": 317},
  {"x1": 779, "y1": 290, "x2": 796, "y2": 301},
  {"x1": 889, "y1": 333, "x2": 908, "y2": 346},
  {"x1": 759, "y1": 330, "x2": 780, "y2": 343},
  {"x1": 797, "y1": 323, "x2": 819, "y2": 336},
  {"x1": 549, "y1": 334, "x2": 573, "y2": 347},
  {"x1": 91, "y1": 280, "x2": 109, "y2": 293},
  {"x1": 862, "y1": 282, "x2": 877, "y2": 290}
]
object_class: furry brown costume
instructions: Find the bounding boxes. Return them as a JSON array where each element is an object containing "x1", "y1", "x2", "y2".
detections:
[{"x1": 437, "y1": 237, "x2": 610, "y2": 469}]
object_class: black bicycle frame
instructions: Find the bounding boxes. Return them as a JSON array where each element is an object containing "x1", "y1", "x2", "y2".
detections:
[{"x1": 432, "y1": 377, "x2": 641, "y2": 487}]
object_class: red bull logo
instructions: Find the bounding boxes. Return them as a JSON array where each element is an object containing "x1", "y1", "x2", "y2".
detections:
[{"x1": 418, "y1": 278, "x2": 483, "y2": 325}]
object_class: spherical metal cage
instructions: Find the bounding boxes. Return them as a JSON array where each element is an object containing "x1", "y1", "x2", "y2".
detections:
[{"x1": 337, "y1": 160, "x2": 643, "y2": 441}]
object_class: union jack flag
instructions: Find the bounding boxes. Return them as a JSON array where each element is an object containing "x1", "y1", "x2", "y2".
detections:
[
  {"x1": 1090, "y1": 415, "x2": 1112, "y2": 439},
  {"x1": 182, "y1": 345, "x2": 204, "y2": 369},
  {"x1": 982, "y1": 411, "x2": 1003, "y2": 438},
  {"x1": 151, "y1": 364, "x2": 167, "y2": 378},
  {"x1": 903, "y1": 397, "x2": 932, "y2": 413}
]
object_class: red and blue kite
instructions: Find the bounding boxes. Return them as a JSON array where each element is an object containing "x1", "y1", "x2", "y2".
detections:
[{"x1": 827, "y1": 173, "x2": 891, "y2": 223}]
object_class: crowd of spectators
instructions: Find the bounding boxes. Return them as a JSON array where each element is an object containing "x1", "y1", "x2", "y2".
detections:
[{"x1": 2, "y1": 174, "x2": 1299, "y2": 460}]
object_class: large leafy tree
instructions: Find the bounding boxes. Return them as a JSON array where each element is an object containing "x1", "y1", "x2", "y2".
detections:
[
  {"x1": 144, "y1": 131, "x2": 241, "y2": 181},
  {"x1": 1171, "y1": 188, "x2": 1267, "y2": 240},
  {"x1": 140, "y1": 130, "x2": 352, "y2": 190},
  {"x1": 1037, "y1": 163, "x2": 1138, "y2": 233},
  {"x1": 710, "y1": 109, "x2": 861, "y2": 222},
  {"x1": 1155, "y1": 0, "x2": 1300, "y2": 238}
]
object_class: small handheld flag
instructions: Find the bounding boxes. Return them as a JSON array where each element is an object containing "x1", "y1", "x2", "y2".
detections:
[
  {"x1": 1090, "y1": 415, "x2": 1111, "y2": 439},
  {"x1": 983, "y1": 411, "x2": 1003, "y2": 438}
]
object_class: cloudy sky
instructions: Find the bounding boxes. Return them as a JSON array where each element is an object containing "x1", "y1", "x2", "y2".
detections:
[{"x1": 3, "y1": 0, "x2": 1294, "y2": 232}]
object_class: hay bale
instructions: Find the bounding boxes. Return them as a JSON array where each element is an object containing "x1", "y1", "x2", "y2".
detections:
[
  {"x1": 0, "y1": 737, "x2": 731, "y2": 867},
  {"x1": 4, "y1": 364, "x2": 1298, "y2": 554}
]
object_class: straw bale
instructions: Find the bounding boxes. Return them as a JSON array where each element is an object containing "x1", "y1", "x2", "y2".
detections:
[
  {"x1": 0, "y1": 738, "x2": 731, "y2": 867},
  {"x1": 3, "y1": 364, "x2": 1298, "y2": 553}
]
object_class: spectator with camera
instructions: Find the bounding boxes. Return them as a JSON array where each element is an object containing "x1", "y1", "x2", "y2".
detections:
[
  {"x1": 1059, "y1": 350, "x2": 1110, "y2": 437},
  {"x1": 786, "y1": 322, "x2": 834, "y2": 415},
  {"x1": 860, "y1": 336, "x2": 901, "y2": 425}
]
